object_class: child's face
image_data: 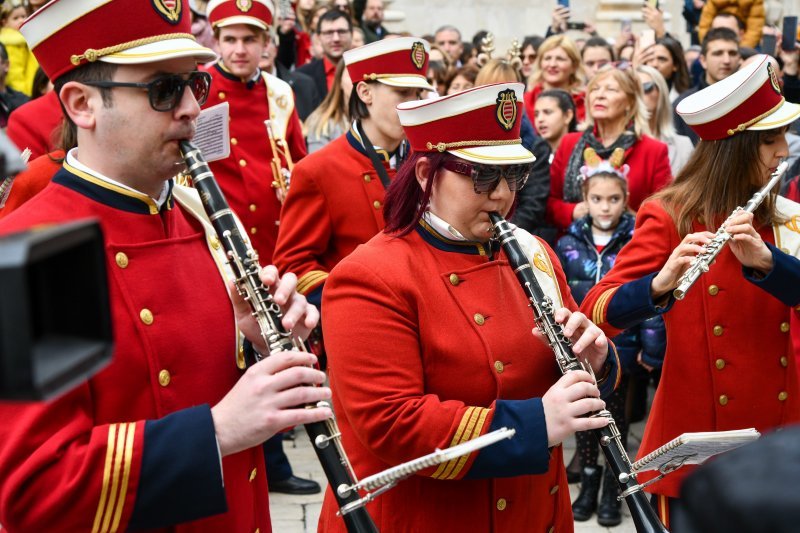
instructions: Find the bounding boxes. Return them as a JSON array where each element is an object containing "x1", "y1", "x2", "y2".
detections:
[
  {"x1": 585, "y1": 176, "x2": 627, "y2": 230},
  {"x1": 5, "y1": 7, "x2": 26, "y2": 30}
]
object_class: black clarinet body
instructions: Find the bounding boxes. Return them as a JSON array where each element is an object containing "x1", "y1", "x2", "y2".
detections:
[
  {"x1": 180, "y1": 140, "x2": 378, "y2": 533},
  {"x1": 489, "y1": 212, "x2": 667, "y2": 533}
]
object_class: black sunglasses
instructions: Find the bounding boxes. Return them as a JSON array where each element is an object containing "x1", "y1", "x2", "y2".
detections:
[
  {"x1": 82, "y1": 71, "x2": 211, "y2": 112},
  {"x1": 642, "y1": 81, "x2": 657, "y2": 94},
  {"x1": 442, "y1": 158, "x2": 531, "y2": 194}
]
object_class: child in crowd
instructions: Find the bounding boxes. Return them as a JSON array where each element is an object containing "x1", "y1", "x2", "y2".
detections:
[
  {"x1": 0, "y1": 1, "x2": 37, "y2": 96},
  {"x1": 555, "y1": 148, "x2": 665, "y2": 527}
]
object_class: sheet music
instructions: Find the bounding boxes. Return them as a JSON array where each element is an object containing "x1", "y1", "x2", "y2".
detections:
[
  {"x1": 194, "y1": 102, "x2": 230, "y2": 162},
  {"x1": 632, "y1": 428, "x2": 760, "y2": 473}
]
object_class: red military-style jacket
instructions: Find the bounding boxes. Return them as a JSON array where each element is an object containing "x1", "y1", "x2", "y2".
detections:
[
  {"x1": 6, "y1": 89, "x2": 63, "y2": 160},
  {"x1": 273, "y1": 128, "x2": 397, "y2": 303},
  {"x1": 203, "y1": 64, "x2": 307, "y2": 262},
  {"x1": 547, "y1": 131, "x2": 672, "y2": 232},
  {"x1": 0, "y1": 150, "x2": 64, "y2": 218},
  {"x1": 0, "y1": 163, "x2": 269, "y2": 532},
  {"x1": 581, "y1": 200, "x2": 800, "y2": 498},
  {"x1": 318, "y1": 221, "x2": 620, "y2": 532}
]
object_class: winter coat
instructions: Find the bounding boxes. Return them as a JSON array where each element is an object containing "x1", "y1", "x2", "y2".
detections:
[
  {"x1": 556, "y1": 213, "x2": 666, "y2": 370},
  {"x1": 697, "y1": 0, "x2": 765, "y2": 48}
]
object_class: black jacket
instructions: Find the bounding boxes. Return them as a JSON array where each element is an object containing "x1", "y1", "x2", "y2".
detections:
[
  {"x1": 275, "y1": 62, "x2": 321, "y2": 121},
  {"x1": 296, "y1": 58, "x2": 328, "y2": 101},
  {"x1": 510, "y1": 135, "x2": 556, "y2": 246}
]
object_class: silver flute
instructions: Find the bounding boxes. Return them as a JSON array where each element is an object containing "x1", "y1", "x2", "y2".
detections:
[{"x1": 673, "y1": 161, "x2": 789, "y2": 300}]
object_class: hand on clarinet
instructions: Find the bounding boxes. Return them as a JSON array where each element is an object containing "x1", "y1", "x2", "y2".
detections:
[
  {"x1": 211, "y1": 350, "x2": 333, "y2": 457},
  {"x1": 231, "y1": 265, "x2": 320, "y2": 354},
  {"x1": 725, "y1": 210, "x2": 773, "y2": 273},
  {"x1": 650, "y1": 230, "x2": 714, "y2": 299},
  {"x1": 542, "y1": 371, "x2": 608, "y2": 447},
  {"x1": 534, "y1": 308, "x2": 609, "y2": 375}
]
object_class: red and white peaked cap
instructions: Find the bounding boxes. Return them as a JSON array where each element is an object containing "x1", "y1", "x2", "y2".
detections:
[
  {"x1": 207, "y1": 0, "x2": 274, "y2": 30},
  {"x1": 344, "y1": 36, "x2": 434, "y2": 92},
  {"x1": 676, "y1": 54, "x2": 800, "y2": 141},
  {"x1": 21, "y1": 0, "x2": 218, "y2": 82},
  {"x1": 397, "y1": 82, "x2": 535, "y2": 165}
]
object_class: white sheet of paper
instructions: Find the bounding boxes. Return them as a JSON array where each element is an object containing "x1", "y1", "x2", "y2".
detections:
[{"x1": 194, "y1": 102, "x2": 230, "y2": 162}]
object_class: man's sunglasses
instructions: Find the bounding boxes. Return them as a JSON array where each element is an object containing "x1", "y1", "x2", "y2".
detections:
[
  {"x1": 81, "y1": 71, "x2": 212, "y2": 112},
  {"x1": 441, "y1": 158, "x2": 531, "y2": 194}
]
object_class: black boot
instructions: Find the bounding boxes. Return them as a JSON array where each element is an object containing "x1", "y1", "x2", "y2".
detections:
[
  {"x1": 597, "y1": 467, "x2": 622, "y2": 526},
  {"x1": 572, "y1": 465, "x2": 601, "y2": 521},
  {"x1": 565, "y1": 451, "x2": 581, "y2": 484}
]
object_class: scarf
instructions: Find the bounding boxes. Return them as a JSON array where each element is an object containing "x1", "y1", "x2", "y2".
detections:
[{"x1": 563, "y1": 126, "x2": 638, "y2": 202}]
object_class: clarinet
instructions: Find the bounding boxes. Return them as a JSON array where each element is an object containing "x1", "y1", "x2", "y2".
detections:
[
  {"x1": 673, "y1": 160, "x2": 789, "y2": 300},
  {"x1": 180, "y1": 141, "x2": 379, "y2": 533},
  {"x1": 489, "y1": 212, "x2": 668, "y2": 533}
]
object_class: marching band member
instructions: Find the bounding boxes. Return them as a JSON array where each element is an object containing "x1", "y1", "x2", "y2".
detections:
[
  {"x1": 318, "y1": 82, "x2": 620, "y2": 531},
  {"x1": 581, "y1": 55, "x2": 800, "y2": 528},
  {"x1": 204, "y1": 0, "x2": 306, "y2": 262},
  {"x1": 0, "y1": 1, "x2": 330, "y2": 530},
  {"x1": 273, "y1": 37, "x2": 433, "y2": 310}
]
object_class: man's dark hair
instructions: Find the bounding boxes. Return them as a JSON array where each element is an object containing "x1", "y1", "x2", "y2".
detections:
[
  {"x1": 317, "y1": 8, "x2": 352, "y2": 34},
  {"x1": 581, "y1": 36, "x2": 615, "y2": 61},
  {"x1": 701, "y1": 27, "x2": 739, "y2": 55},
  {"x1": 714, "y1": 12, "x2": 745, "y2": 31},
  {"x1": 522, "y1": 35, "x2": 545, "y2": 53},
  {"x1": 53, "y1": 62, "x2": 118, "y2": 128}
]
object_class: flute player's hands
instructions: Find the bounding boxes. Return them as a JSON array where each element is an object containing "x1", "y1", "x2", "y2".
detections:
[{"x1": 650, "y1": 230, "x2": 715, "y2": 299}]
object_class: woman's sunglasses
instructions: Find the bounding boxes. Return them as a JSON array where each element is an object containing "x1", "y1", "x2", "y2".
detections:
[
  {"x1": 442, "y1": 158, "x2": 531, "y2": 194},
  {"x1": 81, "y1": 71, "x2": 212, "y2": 112}
]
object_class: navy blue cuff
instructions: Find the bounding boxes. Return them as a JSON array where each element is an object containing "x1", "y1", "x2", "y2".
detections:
[
  {"x1": 465, "y1": 398, "x2": 550, "y2": 479},
  {"x1": 306, "y1": 284, "x2": 323, "y2": 309},
  {"x1": 743, "y1": 242, "x2": 800, "y2": 307},
  {"x1": 597, "y1": 344, "x2": 620, "y2": 399},
  {"x1": 129, "y1": 405, "x2": 226, "y2": 530},
  {"x1": 607, "y1": 273, "x2": 673, "y2": 330}
]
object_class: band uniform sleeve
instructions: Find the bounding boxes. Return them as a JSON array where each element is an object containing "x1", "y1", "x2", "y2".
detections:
[
  {"x1": 743, "y1": 242, "x2": 800, "y2": 307},
  {"x1": 580, "y1": 201, "x2": 677, "y2": 337},
  {"x1": 0, "y1": 387, "x2": 225, "y2": 532},
  {"x1": 322, "y1": 258, "x2": 552, "y2": 481},
  {"x1": 273, "y1": 158, "x2": 332, "y2": 295}
]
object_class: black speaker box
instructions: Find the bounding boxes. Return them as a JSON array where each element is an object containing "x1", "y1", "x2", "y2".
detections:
[{"x1": 0, "y1": 219, "x2": 113, "y2": 400}]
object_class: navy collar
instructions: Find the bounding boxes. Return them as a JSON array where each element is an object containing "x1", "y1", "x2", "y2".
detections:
[
  {"x1": 53, "y1": 164, "x2": 175, "y2": 215},
  {"x1": 214, "y1": 63, "x2": 263, "y2": 89},
  {"x1": 416, "y1": 218, "x2": 494, "y2": 256}
]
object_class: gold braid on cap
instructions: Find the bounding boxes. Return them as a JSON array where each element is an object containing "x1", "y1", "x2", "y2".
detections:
[
  {"x1": 363, "y1": 73, "x2": 428, "y2": 81},
  {"x1": 425, "y1": 138, "x2": 522, "y2": 152},
  {"x1": 726, "y1": 97, "x2": 785, "y2": 136},
  {"x1": 70, "y1": 33, "x2": 197, "y2": 65}
]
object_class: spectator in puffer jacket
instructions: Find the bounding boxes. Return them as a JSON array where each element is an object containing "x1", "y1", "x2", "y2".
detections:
[{"x1": 555, "y1": 149, "x2": 666, "y2": 527}]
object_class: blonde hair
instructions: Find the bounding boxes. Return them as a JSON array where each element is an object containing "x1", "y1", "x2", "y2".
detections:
[
  {"x1": 634, "y1": 64, "x2": 676, "y2": 140},
  {"x1": 305, "y1": 60, "x2": 349, "y2": 139},
  {"x1": 584, "y1": 65, "x2": 650, "y2": 139},
  {"x1": 475, "y1": 58, "x2": 522, "y2": 85},
  {"x1": 528, "y1": 35, "x2": 584, "y2": 93}
]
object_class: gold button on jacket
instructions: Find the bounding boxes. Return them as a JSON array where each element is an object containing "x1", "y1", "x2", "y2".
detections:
[
  {"x1": 494, "y1": 361, "x2": 504, "y2": 373},
  {"x1": 779, "y1": 391, "x2": 789, "y2": 401},
  {"x1": 474, "y1": 313, "x2": 485, "y2": 325},
  {"x1": 780, "y1": 322, "x2": 790, "y2": 333},
  {"x1": 158, "y1": 369, "x2": 171, "y2": 387},
  {"x1": 719, "y1": 394, "x2": 729, "y2": 406},
  {"x1": 713, "y1": 325, "x2": 723, "y2": 336},
  {"x1": 715, "y1": 359, "x2": 725, "y2": 370},
  {"x1": 708, "y1": 285, "x2": 719, "y2": 296},
  {"x1": 140, "y1": 308, "x2": 154, "y2": 325},
  {"x1": 373, "y1": 200, "x2": 381, "y2": 209},
  {"x1": 115, "y1": 252, "x2": 129, "y2": 268},
  {"x1": 496, "y1": 498, "x2": 507, "y2": 511},
  {"x1": 449, "y1": 273, "x2": 460, "y2": 286}
]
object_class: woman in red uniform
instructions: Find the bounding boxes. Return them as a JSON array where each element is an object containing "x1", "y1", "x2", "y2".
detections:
[
  {"x1": 318, "y1": 82, "x2": 621, "y2": 532},
  {"x1": 581, "y1": 55, "x2": 800, "y2": 528}
]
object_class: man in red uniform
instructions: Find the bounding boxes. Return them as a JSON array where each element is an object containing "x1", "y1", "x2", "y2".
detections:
[
  {"x1": 204, "y1": 0, "x2": 318, "y2": 496},
  {"x1": 273, "y1": 36, "x2": 433, "y2": 309},
  {"x1": 0, "y1": 2, "x2": 331, "y2": 531},
  {"x1": 204, "y1": 0, "x2": 306, "y2": 264}
]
